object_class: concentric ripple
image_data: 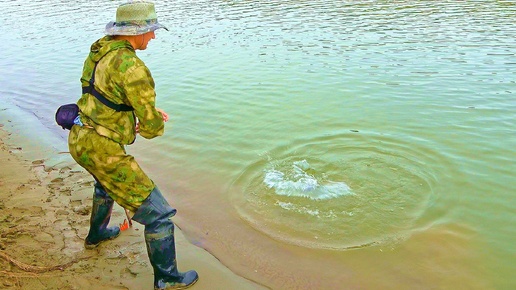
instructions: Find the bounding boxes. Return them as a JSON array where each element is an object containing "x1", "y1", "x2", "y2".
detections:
[{"x1": 229, "y1": 131, "x2": 444, "y2": 250}]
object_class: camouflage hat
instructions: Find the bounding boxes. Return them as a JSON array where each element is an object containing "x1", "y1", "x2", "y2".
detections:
[{"x1": 105, "y1": 1, "x2": 168, "y2": 36}]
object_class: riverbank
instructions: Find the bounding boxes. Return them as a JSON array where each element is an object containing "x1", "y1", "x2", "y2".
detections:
[{"x1": 0, "y1": 108, "x2": 266, "y2": 289}]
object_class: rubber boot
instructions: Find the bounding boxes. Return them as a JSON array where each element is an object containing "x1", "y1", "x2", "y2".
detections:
[
  {"x1": 84, "y1": 182, "x2": 121, "y2": 249},
  {"x1": 133, "y1": 187, "x2": 198, "y2": 290}
]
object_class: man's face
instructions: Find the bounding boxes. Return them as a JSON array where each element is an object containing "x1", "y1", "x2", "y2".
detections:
[{"x1": 139, "y1": 31, "x2": 155, "y2": 50}]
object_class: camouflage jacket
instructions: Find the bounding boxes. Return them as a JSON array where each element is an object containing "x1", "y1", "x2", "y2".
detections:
[{"x1": 77, "y1": 36, "x2": 164, "y2": 144}]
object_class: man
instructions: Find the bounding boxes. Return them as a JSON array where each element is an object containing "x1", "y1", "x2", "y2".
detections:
[{"x1": 68, "y1": 1, "x2": 198, "y2": 289}]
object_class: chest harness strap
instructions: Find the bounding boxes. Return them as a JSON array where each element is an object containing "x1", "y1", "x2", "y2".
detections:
[{"x1": 82, "y1": 60, "x2": 134, "y2": 112}]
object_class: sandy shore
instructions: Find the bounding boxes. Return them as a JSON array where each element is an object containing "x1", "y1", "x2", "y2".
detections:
[{"x1": 0, "y1": 118, "x2": 266, "y2": 289}]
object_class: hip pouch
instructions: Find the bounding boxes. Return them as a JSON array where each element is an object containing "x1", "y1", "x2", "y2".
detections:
[{"x1": 55, "y1": 103, "x2": 79, "y2": 130}]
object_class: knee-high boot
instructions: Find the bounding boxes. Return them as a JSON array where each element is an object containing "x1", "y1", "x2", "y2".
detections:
[
  {"x1": 84, "y1": 182, "x2": 121, "y2": 249},
  {"x1": 132, "y1": 187, "x2": 198, "y2": 290}
]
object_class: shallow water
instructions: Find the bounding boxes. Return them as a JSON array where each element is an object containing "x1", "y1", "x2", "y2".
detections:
[{"x1": 1, "y1": 0, "x2": 515, "y2": 289}]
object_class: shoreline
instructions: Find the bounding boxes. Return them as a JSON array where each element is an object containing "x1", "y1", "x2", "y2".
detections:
[
  {"x1": 0, "y1": 101, "x2": 496, "y2": 290},
  {"x1": 0, "y1": 106, "x2": 266, "y2": 289}
]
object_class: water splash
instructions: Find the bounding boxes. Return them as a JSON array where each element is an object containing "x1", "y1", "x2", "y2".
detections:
[{"x1": 263, "y1": 160, "x2": 353, "y2": 200}]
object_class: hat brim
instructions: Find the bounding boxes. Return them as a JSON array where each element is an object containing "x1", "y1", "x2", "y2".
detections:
[{"x1": 105, "y1": 21, "x2": 168, "y2": 36}]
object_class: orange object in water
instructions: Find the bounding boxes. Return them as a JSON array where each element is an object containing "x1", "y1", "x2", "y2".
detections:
[{"x1": 120, "y1": 219, "x2": 129, "y2": 231}]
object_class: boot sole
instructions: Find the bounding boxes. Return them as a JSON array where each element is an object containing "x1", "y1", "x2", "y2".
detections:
[
  {"x1": 158, "y1": 276, "x2": 199, "y2": 290},
  {"x1": 84, "y1": 230, "x2": 121, "y2": 249}
]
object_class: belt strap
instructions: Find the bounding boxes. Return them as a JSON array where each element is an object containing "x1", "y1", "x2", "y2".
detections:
[{"x1": 82, "y1": 86, "x2": 133, "y2": 112}]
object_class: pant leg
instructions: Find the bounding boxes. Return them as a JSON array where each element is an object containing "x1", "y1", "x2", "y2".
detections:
[{"x1": 68, "y1": 125, "x2": 155, "y2": 212}]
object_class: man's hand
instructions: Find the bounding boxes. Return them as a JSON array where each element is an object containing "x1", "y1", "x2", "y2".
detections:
[{"x1": 156, "y1": 108, "x2": 169, "y2": 122}]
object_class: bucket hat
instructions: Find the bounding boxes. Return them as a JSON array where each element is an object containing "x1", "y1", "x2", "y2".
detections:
[{"x1": 105, "y1": 1, "x2": 168, "y2": 36}]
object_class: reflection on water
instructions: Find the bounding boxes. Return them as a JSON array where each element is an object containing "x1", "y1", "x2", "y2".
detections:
[{"x1": 1, "y1": 0, "x2": 515, "y2": 289}]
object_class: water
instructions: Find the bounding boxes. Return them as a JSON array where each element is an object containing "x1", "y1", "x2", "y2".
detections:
[{"x1": 1, "y1": 0, "x2": 515, "y2": 289}]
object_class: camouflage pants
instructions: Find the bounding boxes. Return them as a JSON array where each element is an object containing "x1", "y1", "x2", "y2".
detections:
[{"x1": 68, "y1": 125, "x2": 155, "y2": 212}]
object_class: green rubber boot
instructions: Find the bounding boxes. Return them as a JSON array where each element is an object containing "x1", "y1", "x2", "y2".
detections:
[
  {"x1": 84, "y1": 182, "x2": 120, "y2": 249},
  {"x1": 133, "y1": 187, "x2": 199, "y2": 289}
]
